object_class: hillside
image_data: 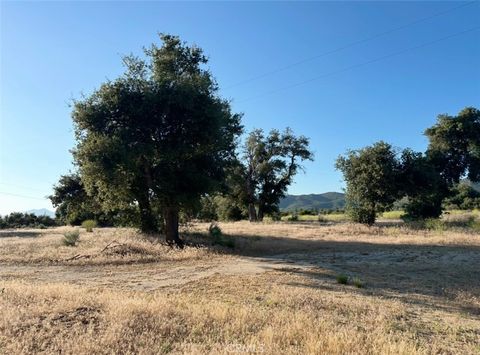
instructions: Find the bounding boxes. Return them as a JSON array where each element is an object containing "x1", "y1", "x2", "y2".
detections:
[{"x1": 279, "y1": 192, "x2": 345, "y2": 211}]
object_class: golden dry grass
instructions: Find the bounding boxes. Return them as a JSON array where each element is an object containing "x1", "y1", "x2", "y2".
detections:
[{"x1": 1, "y1": 220, "x2": 479, "y2": 354}]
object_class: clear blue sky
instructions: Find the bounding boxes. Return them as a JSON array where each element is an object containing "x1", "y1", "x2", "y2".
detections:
[{"x1": 1, "y1": 1, "x2": 479, "y2": 215}]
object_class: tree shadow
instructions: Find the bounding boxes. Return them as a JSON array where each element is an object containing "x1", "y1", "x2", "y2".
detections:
[
  {"x1": 184, "y1": 230, "x2": 480, "y2": 316},
  {"x1": 0, "y1": 230, "x2": 44, "y2": 239}
]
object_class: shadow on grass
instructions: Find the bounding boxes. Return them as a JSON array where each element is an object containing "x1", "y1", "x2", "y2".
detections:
[
  {"x1": 183, "y1": 229, "x2": 480, "y2": 316},
  {"x1": 0, "y1": 230, "x2": 44, "y2": 239}
]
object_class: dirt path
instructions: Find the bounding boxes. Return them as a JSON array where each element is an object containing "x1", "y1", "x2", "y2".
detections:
[
  {"x1": 2, "y1": 244, "x2": 479, "y2": 294},
  {"x1": 0, "y1": 256, "x2": 312, "y2": 291}
]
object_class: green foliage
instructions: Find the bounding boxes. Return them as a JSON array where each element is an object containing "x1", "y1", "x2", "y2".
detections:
[
  {"x1": 423, "y1": 218, "x2": 447, "y2": 231},
  {"x1": 233, "y1": 128, "x2": 313, "y2": 221},
  {"x1": 443, "y1": 182, "x2": 480, "y2": 210},
  {"x1": 380, "y1": 210, "x2": 404, "y2": 219},
  {"x1": 49, "y1": 173, "x2": 116, "y2": 226},
  {"x1": 270, "y1": 212, "x2": 282, "y2": 221},
  {"x1": 336, "y1": 274, "x2": 348, "y2": 285},
  {"x1": 208, "y1": 222, "x2": 234, "y2": 248},
  {"x1": 81, "y1": 219, "x2": 97, "y2": 232},
  {"x1": 197, "y1": 195, "x2": 218, "y2": 222},
  {"x1": 425, "y1": 107, "x2": 480, "y2": 185},
  {"x1": 287, "y1": 213, "x2": 299, "y2": 221},
  {"x1": 63, "y1": 229, "x2": 80, "y2": 246},
  {"x1": 468, "y1": 218, "x2": 480, "y2": 232},
  {"x1": 196, "y1": 194, "x2": 246, "y2": 222},
  {"x1": 70, "y1": 34, "x2": 242, "y2": 244},
  {"x1": 352, "y1": 277, "x2": 364, "y2": 288},
  {"x1": 0, "y1": 212, "x2": 56, "y2": 229},
  {"x1": 336, "y1": 142, "x2": 402, "y2": 225},
  {"x1": 399, "y1": 149, "x2": 447, "y2": 220}
]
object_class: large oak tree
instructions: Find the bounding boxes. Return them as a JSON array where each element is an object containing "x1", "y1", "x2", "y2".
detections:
[{"x1": 72, "y1": 34, "x2": 242, "y2": 246}]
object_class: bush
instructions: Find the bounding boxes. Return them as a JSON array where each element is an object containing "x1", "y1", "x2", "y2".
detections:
[
  {"x1": 63, "y1": 229, "x2": 80, "y2": 246},
  {"x1": 287, "y1": 213, "x2": 298, "y2": 221},
  {"x1": 81, "y1": 219, "x2": 97, "y2": 232},
  {"x1": 336, "y1": 274, "x2": 348, "y2": 284},
  {"x1": 208, "y1": 223, "x2": 234, "y2": 248},
  {"x1": 424, "y1": 218, "x2": 447, "y2": 231},
  {"x1": 347, "y1": 205, "x2": 376, "y2": 225},
  {"x1": 352, "y1": 277, "x2": 364, "y2": 288},
  {"x1": 270, "y1": 212, "x2": 282, "y2": 221}
]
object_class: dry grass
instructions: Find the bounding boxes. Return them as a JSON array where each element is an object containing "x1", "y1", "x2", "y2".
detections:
[
  {"x1": 1, "y1": 220, "x2": 479, "y2": 354},
  {"x1": 0, "y1": 227, "x2": 224, "y2": 265}
]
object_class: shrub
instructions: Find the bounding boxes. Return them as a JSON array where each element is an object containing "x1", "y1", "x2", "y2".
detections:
[
  {"x1": 424, "y1": 218, "x2": 446, "y2": 231},
  {"x1": 336, "y1": 274, "x2": 348, "y2": 285},
  {"x1": 270, "y1": 212, "x2": 282, "y2": 221},
  {"x1": 317, "y1": 214, "x2": 327, "y2": 223},
  {"x1": 347, "y1": 204, "x2": 376, "y2": 225},
  {"x1": 81, "y1": 219, "x2": 97, "y2": 232},
  {"x1": 469, "y1": 219, "x2": 480, "y2": 232},
  {"x1": 208, "y1": 222, "x2": 222, "y2": 239},
  {"x1": 287, "y1": 213, "x2": 298, "y2": 221},
  {"x1": 63, "y1": 229, "x2": 80, "y2": 246},
  {"x1": 208, "y1": 223, "x2": 235, "y2": 248},
  {"x1": 352, "y1": 277, "x2": 364, "y2": 288}
]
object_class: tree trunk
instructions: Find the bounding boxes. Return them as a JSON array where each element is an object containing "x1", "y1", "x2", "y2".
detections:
[
  {"x1": 164, "y1": 207, "x2": 183, "y2": 248},
  {"x1": 257, "y1": 202, "x2": 264, "y2": 222},
  {"x1": 248, "y1": 203, "x2": 257, "y2": 222},
  {"x1": 138, "y1": 195, "x2": 157, "y2": 234}
]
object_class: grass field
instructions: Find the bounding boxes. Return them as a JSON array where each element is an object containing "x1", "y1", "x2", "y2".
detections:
[{"x1": 1, "y1": 217, "x2": 480, "y2": 354}]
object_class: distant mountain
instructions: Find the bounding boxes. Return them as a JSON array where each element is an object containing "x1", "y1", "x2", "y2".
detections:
[
  {"x1": 279, "y1": 192, "x2": 345, "y2": 211},
  {"x1": 26, "y1": 208, "x2": 55, "y2": 218}
]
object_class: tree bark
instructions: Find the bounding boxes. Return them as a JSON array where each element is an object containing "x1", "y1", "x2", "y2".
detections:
[
  {"x1": 257, "y1": 202, "x2": 264, "y2": 222},
  {"x1": 248, "y1": 203, "x2": 257, "y2": 222},
  {"x1": 138, "y1": 194, "x2": 157, "y2": 234},
  {"x1": 164, "y1": 207, "x2": 183, "y2": 248}
]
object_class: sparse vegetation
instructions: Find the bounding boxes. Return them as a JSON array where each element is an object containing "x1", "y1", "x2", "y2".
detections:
[
  {"x1": 208, "y1": 223, "x2": 235, "y2": 248},
  {"x1": 287, "y1": 212, "x2": 299, "y2": 221},
  {"x1": 81, "y1": 219, "x2": 97, "y2": 232},
  {"x1": 352, "y1": 277, "x2": 364, "y2": 288},
  {"x1": 62, "y1": 229, "x2": 80, "y2": 246},
  {"x1": 1, "y1": 220, "x2": 480, "y2": 353},
  {"x1": 336, "y1": 274, "x2": 348, "y2": 284}
]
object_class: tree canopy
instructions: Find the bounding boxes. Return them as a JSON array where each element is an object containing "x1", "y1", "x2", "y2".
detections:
[
  {"x1": 336, "y1": 141, "x2": 402, "y2": 225},
  {"x1": 425, "y1": 107, "x2": 480, "y2": 185},
  {"x1": 72, "y1": 34, "x2": 242, "y2": 245},
  {"x1": 234, "y1": 128, "x2": 313, "y2": 222}
]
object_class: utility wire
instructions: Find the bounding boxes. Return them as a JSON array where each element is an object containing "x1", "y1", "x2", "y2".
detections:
[
  {"x1": 224, "y1": 1, "x2": 478, "y2": 90},
  {"x1": 0, "y1": 191, "x2": 48, "y2": 201},
  {"x1": 237, "y1": 26, "x2": 480, "y2": 103}
]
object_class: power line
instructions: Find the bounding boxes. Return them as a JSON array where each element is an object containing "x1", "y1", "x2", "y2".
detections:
[
  {"x1": 0, "y1": 182, "x2": 52, "y2": 193},
  {"x1": 224, "y1": 1, "x2": 478, "y2": 90},
  {"x1": 0, "y1": 191, "x2": 48, "y2": 201},
  {"x1": 237, "y1": 26, "x2": 480, "y2": 103}
]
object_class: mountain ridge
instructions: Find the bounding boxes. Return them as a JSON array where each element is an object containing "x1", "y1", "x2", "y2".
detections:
[{"x1": 279, "y1": 192, "x2": 345, "y2": 211}]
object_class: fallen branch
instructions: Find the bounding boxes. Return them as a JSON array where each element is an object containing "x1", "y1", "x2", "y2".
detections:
[
  {"x1": 64, "y1": 254, "x2": 91, "y2": 261},
  {"x1": 100, "y1": 240, "x2": 126, "y2": 253}
]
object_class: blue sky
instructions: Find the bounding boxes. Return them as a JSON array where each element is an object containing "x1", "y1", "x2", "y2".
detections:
[{"x1": 1, "y1": 1, "x2": 479, "y2": 214}]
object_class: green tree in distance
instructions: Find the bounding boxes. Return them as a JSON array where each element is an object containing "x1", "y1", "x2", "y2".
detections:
[
  {"x1": 236, "y1": 128, "x2": 313, "y2": 222},
  {"x1": 425, "y1": 107, "x2": 480, "y2": 185},
  {"x1": 49, "y1": 173, "x2": 100, "y2": 225},
  {"x1": 72, "y1": 34, "x2": 242, "y2": 246},
  {"x1": 336, "y1": 141, "x2": 402, "y2": 225},
  {"x1": 401, "y1": 107, "x2": 480, "y2": 219}
]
